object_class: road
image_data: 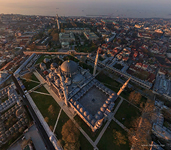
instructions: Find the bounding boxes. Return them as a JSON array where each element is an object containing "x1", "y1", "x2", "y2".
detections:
[{"x1": 11, "y1": 74, "x2": 55, "y2": 150}]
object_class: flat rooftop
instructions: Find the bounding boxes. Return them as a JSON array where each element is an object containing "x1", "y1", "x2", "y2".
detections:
[{"x1": 78, "y1": 86, "x2": 108, "y2": 116}]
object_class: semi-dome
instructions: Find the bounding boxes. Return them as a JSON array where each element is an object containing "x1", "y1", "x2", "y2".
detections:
[
  {"x1": 51, "y1": 63, "x2": 58, "y2": 70},
  {"x1": 61, "y1": 60, "x2": 78, "y2": 74}
]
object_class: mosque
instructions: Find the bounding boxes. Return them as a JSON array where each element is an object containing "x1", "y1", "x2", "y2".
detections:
[{"x1": 45, "y1": 52, "x2": 130, "y2": 132}]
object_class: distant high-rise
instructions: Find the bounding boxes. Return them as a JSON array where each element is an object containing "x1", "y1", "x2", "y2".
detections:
[{"x1": 56, "y1": 14, "x2": 60, "y2": 30}]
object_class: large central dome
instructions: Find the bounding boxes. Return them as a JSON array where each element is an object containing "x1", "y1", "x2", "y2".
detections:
[{"x1": 61, "y1": 60, "x2": 78, "y2": 74}]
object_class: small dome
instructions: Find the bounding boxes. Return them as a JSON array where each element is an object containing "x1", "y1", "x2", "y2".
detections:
[
  {"x1": 105, "y1": 101, "x2": 110, "y2": 104},
  {"x1": 87, "y1": 114, "x2": 92, "y2": 120},
  {"x1": 74, "y1": 101, "x2": 77, "y2": 106},
  {"x1": 103, "y1": 103, "x2": 108, "y2": 108},
  {"x1": 80, "y1": 107, "x2": 84, "y2": 113},
  {"x1": 51, "y1": 63, "x2": 58, "y2": 70},
  {"x1": 77, "y1": 104, "x2": 81, "y2": 109},
  {"x1": 95, "y1": 114, "x2": 99, "y2": 119},
  {"x1": 100, "y1": 107, "x2": 105, "y2": 112},
  {"x1": 91, "y1": 119, "x2": 96, "y2": 125},
  {"x1": 84, "y1": 111, "x2": 88, "y2": 116},
  {"x1": 98, "y1": 111, "x2": 103, "y2": 116},
  {"x1": 44, "y1": 58, "x2": 50, "y2": 63},
  {"x1": 61, "y1": 60, "x2": 78, "y2": 74}
]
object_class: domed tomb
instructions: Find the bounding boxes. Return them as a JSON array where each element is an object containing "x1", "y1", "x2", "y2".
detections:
[{"x1": 61, "y1": 60, "x2": 78, "y2": 75}]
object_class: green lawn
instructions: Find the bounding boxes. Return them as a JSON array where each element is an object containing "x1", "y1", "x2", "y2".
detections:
[
  {"x1": 97, "y1": 120, "x2": 130, "y2": 150},
  {"x1": 35, "y1": 55, "x2": 53, "y2": 64},
  {"x1": 75, "y1": 45, "x2": 97, "y2": 53},
  {"x1": 79, "y1": 133, "x2": 94, "y2": 150},
  {"x1": 120, "y1": 88, "x2": 131, "y2": 100},
  {"x1": 35, "y1": 55, "x2": 45, "y2": 64},
  {"x1": 115, "y1": 100, "x2": 141, "y2": 129},
  {"x1": 22, "y1": 79, "x2": 39, "y2": 91},
  {"x1": 54, "y1": 111, "x2": 93, "y2": 150},
  {"x1": 30, "y1": 93, "x2": 60, "y2": 128},
  {"x1": 113, "y1": 97, "x2": 121, "y2": 111},
  {"x1": 96, "y1": 72, "x2": 121, "y2": 93},
  {"x1": 22, "y1": 73, "x2": 39, "y2": 82},
  {"x1": 74, "y1": 115, "x2": 106, "y2": 141},
  {"x1": 35, "y1": 86, "x2": 49, "y2": 94}
]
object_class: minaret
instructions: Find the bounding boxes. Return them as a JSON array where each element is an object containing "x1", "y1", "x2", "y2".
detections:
[
  {"x1": 56, "y1": 14, "x2": 60, "y2": 30},
  {"x1": 117, "y1": 77, "x2": 131, "y2": 96},
  {"x1": 93, "y1": 49, "x2": 99, "y2": 76}
]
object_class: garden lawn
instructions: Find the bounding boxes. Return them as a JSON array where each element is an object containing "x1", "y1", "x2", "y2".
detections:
[
  {"x1": 79, "y1": 133, "x2": 94, "y2": 150},
  {"x1": 35, "y1": 86, "x2": 49, "y2": 94},
  {"x1": 30, "y1": 93, "x2": 60, "y2": 128},
  {"x1": 114, "y1": 100, "x2": 141, "y2": 129},
  {"x1": 96, "y1": 72, "x2": 121, "y2": 93},
  {"x1": 22, "y1": 79, "x2": 39, "y2": 91},
  {"x1": 97, "y1": 120, "x2": 130, "y2": 150},
  {"x1": 22, "y1": 73, "x2": 39, "y2": 82}
]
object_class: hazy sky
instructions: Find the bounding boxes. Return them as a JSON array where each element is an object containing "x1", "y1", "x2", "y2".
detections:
[{"x1": 0, "y1": 0, "x2": 171, "y2": 18}]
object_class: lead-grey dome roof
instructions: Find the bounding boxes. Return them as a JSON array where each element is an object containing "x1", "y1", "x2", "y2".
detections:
[{"x1": 61, "y1": 60, "x2": 78, "y2": 74}]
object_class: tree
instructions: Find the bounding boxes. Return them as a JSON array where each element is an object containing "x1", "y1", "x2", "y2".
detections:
[
  {"x1": 113, "y1": 129, "x2": 126, "y2": 146},
  {"x1": 44, "y1": 117, "x2": 49, "y2": 123},
  {"x1": 129, "y1": 91, "x2": 142, "y2": 105},
  {"x1": 61, "y1": 120, "x2": 80, "y2": 150},
  {"x1": 52, "y1": 33, "x2": 59, "y2": 41},
  {"x1": 130, "y1": 117, "x2": 141, "y2": 131},
  {"x1": 48, "y1": 105, "x2": 55, "y2": 115},
  {"x1": 23, "y1": 73, "x2": 32, "y2": 81},
  {"x1": 64, "y1": 142, "x2": 80, "y2": 150}
]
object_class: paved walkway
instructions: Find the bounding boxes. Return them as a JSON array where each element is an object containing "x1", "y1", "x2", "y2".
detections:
[
  {"x1": 28, "y1": 84, "x2": 42, "y2": 93},
  {"x1": 113, "y1": 117, "x2": 129, "y2": 132},
  {"x1": 53, "y1": 108, "x2": 62, "y2": 133},
  {"x1": 20, "y1": 77, "x2": 40, "y2": 83},
  {"x1": 32, "y1": 91, "x2": 51, "y2": 96},
  {"x1": 94, "y1": 120, "x2": 111, "y2": 146}
]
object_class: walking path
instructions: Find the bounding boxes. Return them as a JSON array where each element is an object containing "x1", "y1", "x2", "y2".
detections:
[
  {"x1": 94, "y1": 120, "x2": 111, "y2": 146},
  {"x1": 113, "y1": 117, "x2": 129, "y2": 132},
  {"x1": 20, "y1": 77, "x2": 40, "y2": 83},
  {"x1": 32, "y1": 91, "x2": 51, "y2": 96},
  {"x1": 53, "y1": 108, "x2": 62, "y2": 133},
  {"x1": 28, "y1": 84, "x2": 42, "y2": 93}
]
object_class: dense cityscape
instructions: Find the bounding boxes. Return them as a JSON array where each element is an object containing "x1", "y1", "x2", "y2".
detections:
[{"x1": 0, "y1": 12, "x2": 171, "y2": 150}]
